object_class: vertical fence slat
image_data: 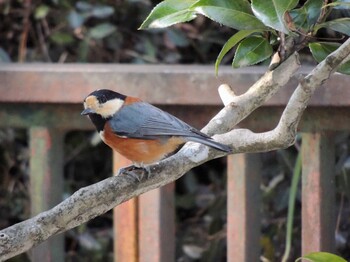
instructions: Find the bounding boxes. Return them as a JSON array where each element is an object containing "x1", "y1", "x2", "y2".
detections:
[
  {"x1": 227, "y1": 154, "x2": 261, "y2": 262},
  {"x1": 139, "y1": 183, "x2": 175, "y2": 262},
  {"x1": 113, "y1": 152, "x2": 138, "y2": 262},
  {"x1": 302, "y1": 132, "x2": 335, "y2": 255},
  {"x1": 29, "y1": 127, "x2": 64, "y2": 262}
]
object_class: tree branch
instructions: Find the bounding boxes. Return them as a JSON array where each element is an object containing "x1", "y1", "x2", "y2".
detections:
[
  {"x1": 202, "y1": 52, "x2": 300, "y2": 136},
  {"x1": 217, "y1": 37, "x2": 350, "y2": 153},
  {"x1": 1, "y1": 38, "x2": 349, "y2": 260}
]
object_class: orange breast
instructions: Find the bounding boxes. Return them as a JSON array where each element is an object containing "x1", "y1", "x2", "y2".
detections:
[{"x1": 101, "y1": 124, "x2": 185, "y2": 165}]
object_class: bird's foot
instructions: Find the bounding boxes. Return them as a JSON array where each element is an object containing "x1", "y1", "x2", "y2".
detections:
[{"x1": 117, "y1": 165, "x2": 150, "y2": 182}]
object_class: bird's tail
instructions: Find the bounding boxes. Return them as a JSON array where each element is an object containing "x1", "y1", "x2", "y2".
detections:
[{"x1": 186, "y1": 136, "x2": 232, "y2": 153}]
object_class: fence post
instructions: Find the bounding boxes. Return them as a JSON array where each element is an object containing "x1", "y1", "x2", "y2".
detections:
[
  {"x1": 227, "y1": 154, "x2": 261, "y2": 262},
  {"x1": 113, "y1": 152, "x2": 138, "y2": 262},
  {"x1": 29, "y1": 127, "x2": 64, "y2": 262},
  {"x1": 113, "y1": 151, "x2": 175, "y2": 262},
  {"x1": 301, "y1": 132, "x2": 335, "y2": 255},
  {"x1": 139, "y1": 184, "x2": 175, "y2": 262}
]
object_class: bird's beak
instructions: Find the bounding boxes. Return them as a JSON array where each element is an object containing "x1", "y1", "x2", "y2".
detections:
[{"x1": 81, "y1": 108, "x2": 96, "y2": 115}]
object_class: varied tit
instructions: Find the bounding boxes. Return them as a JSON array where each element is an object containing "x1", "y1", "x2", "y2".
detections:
[{"x1": 81, "y1": 89, "x2": 231, "y2": 175}]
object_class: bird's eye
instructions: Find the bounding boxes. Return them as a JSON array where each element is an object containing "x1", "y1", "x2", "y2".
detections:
[{"x1": 100, "y1": 96, "x2": 107, "y2": 103}]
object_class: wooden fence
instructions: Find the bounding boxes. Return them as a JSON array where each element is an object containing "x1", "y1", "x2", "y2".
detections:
[{"x1": 0, "y1": 64, "x2": 349, "y2": 261}]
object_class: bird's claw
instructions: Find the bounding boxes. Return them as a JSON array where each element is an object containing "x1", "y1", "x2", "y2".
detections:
[{"x1": 117, "y1": 165, "x2": 151, "y2": 182}]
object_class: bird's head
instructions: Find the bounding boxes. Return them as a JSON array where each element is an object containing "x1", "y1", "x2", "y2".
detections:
[{"x1": 81, "y1": 89, "x2": 126, "y2": 118}]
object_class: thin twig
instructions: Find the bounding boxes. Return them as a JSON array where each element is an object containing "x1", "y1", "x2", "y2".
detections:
[{"x1": 18, "y1": 0, "x2": 31, "y2": 62}]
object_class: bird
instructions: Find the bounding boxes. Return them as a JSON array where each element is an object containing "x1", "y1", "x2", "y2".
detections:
[{"x1": 81, "y1": 89, "x2": 231, "y2": 177}]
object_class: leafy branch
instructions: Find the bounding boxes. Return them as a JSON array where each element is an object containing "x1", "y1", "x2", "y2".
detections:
[{"x1": 140, "y1": 0, "x2": 350, "y2": 75}]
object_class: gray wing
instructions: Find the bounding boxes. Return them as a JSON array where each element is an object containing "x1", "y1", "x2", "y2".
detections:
[
  {"x1": 109, "y1": 102, "x2": 231, "y2": 152},
  {"x1": 109, "y1": 102, "x2": 210, "y2": 139}
]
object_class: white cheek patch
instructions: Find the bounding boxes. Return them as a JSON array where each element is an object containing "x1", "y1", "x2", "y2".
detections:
[
  {"x1": 182, "y1": 142, "x2": 209, "y2": 163},
  {"x1": 98, "y1": 98, "x2": 124, "y2": 118}
]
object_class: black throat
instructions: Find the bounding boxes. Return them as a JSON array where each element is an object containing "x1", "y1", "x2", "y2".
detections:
[{"x1": 88, "y1": 114, "x2": 107, "y2": 132}]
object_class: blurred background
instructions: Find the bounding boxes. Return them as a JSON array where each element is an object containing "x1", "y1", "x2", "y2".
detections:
[{"x1": 1, "y1": 0, "x2": 350, "y2": 261}]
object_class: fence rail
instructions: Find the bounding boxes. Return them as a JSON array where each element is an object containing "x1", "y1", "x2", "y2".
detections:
[{"x1": 0, "y1": 64, "x2": 349, "y2": 261}]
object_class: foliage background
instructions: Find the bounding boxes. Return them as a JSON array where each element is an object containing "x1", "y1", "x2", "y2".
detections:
[
  {"x1": 0, "y1": 0, "x2": 350, "y2": 261},
  {"x1": 0, "y1": 0, "x2": 233, "y2": 64}
]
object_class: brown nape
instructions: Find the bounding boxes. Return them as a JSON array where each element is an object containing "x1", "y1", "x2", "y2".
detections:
[
  {"x1": 124, "y1": 96, "x2": 142, "y2": 105},
  {"x1": 102, "y1": 124, "x2": 185, "y2": 164}
]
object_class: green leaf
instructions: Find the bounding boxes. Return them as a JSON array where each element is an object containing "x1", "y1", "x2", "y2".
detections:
[
  {"x1": 324, "y1": 0, "x2": 350, "y2": 9},
  {"x1": 281, "y1": 153, "x2": 302, "y2": 261},
  {"x1": 296, "y1": 252, "x2": 347, "y2": 262},
  {"x1": 232, "y1": 36, "x2": 273, "y2": 68},
  {"x1": 90, "y1": 5, "x2": 115, "y2": 19},
  {"x1": 309, "y1": 42, "x2": 340, "y2": 62},
  {"x1": 251, "y1": 0, "x2": 299, "y2": 33},
  {"x1": 303, "y1": 0, "x2": 323, "y2": 26},
  {"x1": 76, "y1": 1, "x2": 93, "y2": 12},
  {"x1": 317, "y1": 18, "x2": 350, "y2": 36},
  {"x1": 289, "y1": 8, "x2": 308, "y2": 30},
  {"x1": 34, "y1": 5, "x2": 50, "y2": 19},
  {"x1": 309, "y1": 42, "x2": 350, "y2": 74},
  {"x1": 139, "y1": 0, "x2": 198, "y2": 29},
  {"x1": 50, "y1": 32, "x2": 75, "y2": 45},
  {"x1": 215, "y1": 29, "x2": 263, "y2": 75},
  {"x1": 194, "y1": 0, "x2": 253, "y2": 14},
  {"x1": 290, "y1": 0, "x2": 323, "y2": 30},
  {"x1": 89, "y1": 23, "x2": 116, "y2": 39},
  {"x1": 67, "y1": 10, "x2": 86, "y2": 29},
  {"x1": 192, "y1": 0, "x2": 266, "y2": 30}
]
